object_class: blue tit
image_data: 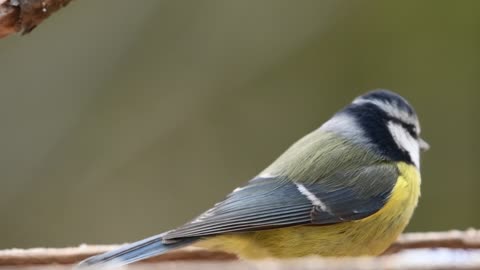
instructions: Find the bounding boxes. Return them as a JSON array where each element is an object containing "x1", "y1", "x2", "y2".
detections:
[{"x1": 78, "y1": 89, "x2": 429, "y2": 267}]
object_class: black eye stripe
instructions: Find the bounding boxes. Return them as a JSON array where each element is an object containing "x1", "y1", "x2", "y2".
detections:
[
  {"x1": 403, "y1": 124, "x2": 417, "y2": 138},
  {"x1": 389, "y1": 118, "x2": 418, "y2": 138},
  {"x1": 345, "y1": 102, "x2": 414, "y2": 165}
]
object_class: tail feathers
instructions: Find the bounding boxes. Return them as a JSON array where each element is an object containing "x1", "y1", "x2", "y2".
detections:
[{"x1": 77, "y1": 233, "x2": 197, "y2": 268}]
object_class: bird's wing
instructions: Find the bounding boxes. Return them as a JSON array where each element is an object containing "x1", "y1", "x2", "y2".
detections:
[{"x1": 163, "y1": 162, "x2": 398, "y2": 241}]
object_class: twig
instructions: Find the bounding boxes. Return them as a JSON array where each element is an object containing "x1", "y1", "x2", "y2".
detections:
[{"x1": 0, "y1": 0, "x2": 73, "y2": 38}]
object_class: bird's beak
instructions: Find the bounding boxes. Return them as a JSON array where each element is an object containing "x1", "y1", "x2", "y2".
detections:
[{"x1": 419, "y1": 138, "x2": 430, "y2": 151}]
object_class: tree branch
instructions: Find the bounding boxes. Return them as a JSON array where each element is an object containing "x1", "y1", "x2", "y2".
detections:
[
  {"x1": 0, "y1": 229, "x2": 479, "y2": 268},
  {"x1": 0, "y1": 0, "x2": 73, "y2": 38}
]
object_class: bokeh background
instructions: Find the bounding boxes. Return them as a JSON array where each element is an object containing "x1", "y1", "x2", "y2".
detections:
[{"x1": 0, "y1": 1, "x2": 478, "y2": 249}]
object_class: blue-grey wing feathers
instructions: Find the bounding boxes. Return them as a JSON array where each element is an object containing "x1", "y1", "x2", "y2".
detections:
[
  {"x1": 163, "y1": 163, "x2": 397, "y2": 240},
  {"x1": 78, "y1": 163, "x2": 398, "y2": 267},
  {"x1": 77, "y1": 233, "x2": 196, "y2": 268}
]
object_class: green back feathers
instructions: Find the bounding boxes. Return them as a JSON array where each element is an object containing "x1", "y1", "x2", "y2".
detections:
[{"x1": 262, "y1": 130, "x2": 387, "y2": 184}]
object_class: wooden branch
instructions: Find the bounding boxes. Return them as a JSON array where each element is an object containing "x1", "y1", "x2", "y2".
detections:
[
  {"x1": 0, "y1": 0, "x2": 73, "y2": 38},
  {"x1": 385, "y1": 228, "x2": 480, "y2": 254},
  {"x1": 0, "y1": 229, "x2": 479, "y2": 269},
  {"x1": 0, "y1": 245, "x2": 237, "y2": 266}
]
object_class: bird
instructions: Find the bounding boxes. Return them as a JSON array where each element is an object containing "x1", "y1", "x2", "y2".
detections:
[{"x1": 78, "y1": 89, "x2": 429, "y2": 268}]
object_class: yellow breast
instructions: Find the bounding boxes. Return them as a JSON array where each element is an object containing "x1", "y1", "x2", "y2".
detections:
[{"x1": 196, "y1": 162, "x2": 421, "y2": 258}]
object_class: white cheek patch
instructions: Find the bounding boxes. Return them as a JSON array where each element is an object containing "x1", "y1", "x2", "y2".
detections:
[{"x1": 387, "y1": 121, "x2": 420, "y2": 168}]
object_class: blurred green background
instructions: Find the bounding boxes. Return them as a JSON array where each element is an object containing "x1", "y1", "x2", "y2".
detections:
[{"x1": 0, "y1": 1, "x2": 478, "y2": 249}]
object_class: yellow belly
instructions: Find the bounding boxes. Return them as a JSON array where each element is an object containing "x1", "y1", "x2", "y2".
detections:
[{"x1": 196, "y1": 163, "x2": 421, "y2": 258}]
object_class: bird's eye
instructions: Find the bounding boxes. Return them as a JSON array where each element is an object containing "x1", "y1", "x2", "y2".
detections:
[
  {"x1": 402, "y1": 123, "x2": 418, "y2": 138},
  {"x1": 388, "y1": 118, "x2": 418, "y2": 138}
]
